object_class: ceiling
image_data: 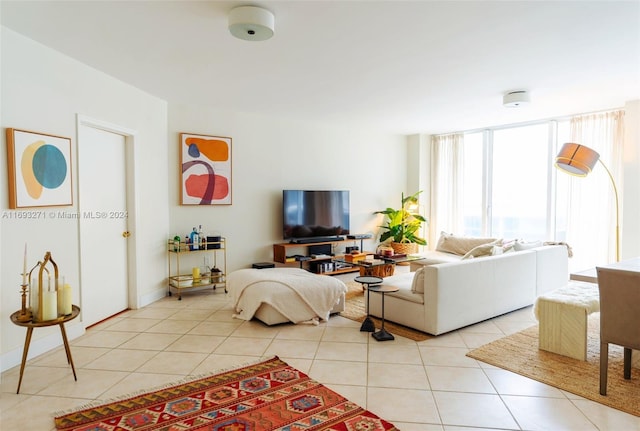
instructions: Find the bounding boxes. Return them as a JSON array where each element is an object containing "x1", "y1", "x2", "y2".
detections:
[{"x1": 2, "y1": 1, "x2": 639, "y2": 135}]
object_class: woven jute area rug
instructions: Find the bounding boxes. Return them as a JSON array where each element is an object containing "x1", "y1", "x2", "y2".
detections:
[
  {"x1": 54, "y1": 356, "x2": 399, "y2": 430},
  {"x1": 341, "y1": 281, "x2": 432, "y2": 342},
  {"x1": 467, "y1": 316, "x2": 640, "y2": 417}
]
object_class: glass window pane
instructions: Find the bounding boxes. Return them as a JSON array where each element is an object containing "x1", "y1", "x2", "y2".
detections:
[{"x1": 491, "y1": 124, "x2": 549, "y2": 240}]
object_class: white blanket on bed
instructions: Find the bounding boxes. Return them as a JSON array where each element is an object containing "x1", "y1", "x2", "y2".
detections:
[{"x1": 228, "y1": 268, "x2": 347, "y2": 324}]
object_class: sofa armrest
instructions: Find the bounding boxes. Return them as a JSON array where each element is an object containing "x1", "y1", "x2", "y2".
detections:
[{"x1": 532, "y1": 245, "x2": 569, "y2": 296}]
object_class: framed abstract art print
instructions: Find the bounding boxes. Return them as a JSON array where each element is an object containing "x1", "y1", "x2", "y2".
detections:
[
  {"x1": 6, "y1": 128, "x2": 73, "y2": 208},
  {"x1": 180, "y1": 133, "x2": 232, "y2": 205}
]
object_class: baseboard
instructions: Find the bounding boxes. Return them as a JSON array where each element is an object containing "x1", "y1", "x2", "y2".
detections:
[{"x1": 1, "y1": 322, "x2": 85, "y2": 373}]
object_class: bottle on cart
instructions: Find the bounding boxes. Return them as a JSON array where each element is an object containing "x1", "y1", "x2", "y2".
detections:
[
  {"x1": 198, "y1": 224, "x2": 206, "y2": 249},
  {"x1": 190, "y1": 227, "x2": 199, "y2": 251}
]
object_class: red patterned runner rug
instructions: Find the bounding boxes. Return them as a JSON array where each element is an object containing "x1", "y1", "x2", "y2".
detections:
[{"x1": 54, "y1": 356, "x2": 398, "y2": 431}]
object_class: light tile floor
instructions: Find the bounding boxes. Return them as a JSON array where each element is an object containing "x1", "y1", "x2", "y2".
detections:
[{"x1": 2, "y1": 275, "x2": 639, "y2": 430}]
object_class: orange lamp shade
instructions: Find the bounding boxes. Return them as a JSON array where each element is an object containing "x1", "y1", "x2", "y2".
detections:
[{"x1": 555, "y1": 143, "x2": 600, "y2": 176}]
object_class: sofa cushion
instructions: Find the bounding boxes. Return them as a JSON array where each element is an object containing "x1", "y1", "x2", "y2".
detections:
[
  {"x1": 436, "y1": 232, "x2": 498, "y2": 255},
  {"x1": 462, "y1": 239, "x2": 504, "y2": 259},
  {"x1": 415, "y1": 251, "x2": 462, "y2": 265},
  {"x1": 411, "y1": 267, "x2": 425, "y2": 293},
  {"x1": 379, "y1": 273, "x2": 424, "y2": 305},
  {"x1": 386, "y1": 288, "x2": 425, "y2": 304}
]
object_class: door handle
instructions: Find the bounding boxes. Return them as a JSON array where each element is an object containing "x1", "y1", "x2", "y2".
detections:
[{"x1": 122, "y1": 231, "x2": 131, "y2": 238}]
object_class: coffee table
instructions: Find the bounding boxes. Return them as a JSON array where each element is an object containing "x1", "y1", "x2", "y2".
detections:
[{"x1": 334, "y1": 254, "x2": 424, "y2": 278}]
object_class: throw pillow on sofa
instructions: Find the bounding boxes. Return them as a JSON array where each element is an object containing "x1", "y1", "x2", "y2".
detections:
[
  {"x1": 462, "y1": 239, "x2": 504, "y2": 259},
  {"x1": 411, "y1": 267, "x2": 425, "y2": 293},
  {"x1": 513, "y1": 239, "x2": 543, "y2": 251},
  {"x1": 436, "y1": 232, "x2": 498, "y2": 256}
]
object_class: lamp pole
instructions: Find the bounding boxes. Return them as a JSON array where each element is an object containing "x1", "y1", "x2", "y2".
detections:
[{"x1": 597, "y1": 159, "x2": 621, "y2": 262}]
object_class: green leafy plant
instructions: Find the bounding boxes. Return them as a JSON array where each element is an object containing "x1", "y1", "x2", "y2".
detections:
[{"x1": 374, "y1": 191, "x2": 427, "y2": 245}]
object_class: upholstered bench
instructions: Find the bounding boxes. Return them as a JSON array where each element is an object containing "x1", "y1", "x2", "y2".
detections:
[{"x1": 534, "y1": 281, "x2": 599, "y2": 360}]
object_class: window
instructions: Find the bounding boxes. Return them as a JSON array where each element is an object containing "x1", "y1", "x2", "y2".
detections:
[
  {"x1": 433, "y1": 110, "x2": 623, "y2": 272},
  {"x1": 460, "y1": 123, "x2": 554, "y2": 241},
  {"x1": 491, "y1": 124, "x2": 551, "y2": 240}
]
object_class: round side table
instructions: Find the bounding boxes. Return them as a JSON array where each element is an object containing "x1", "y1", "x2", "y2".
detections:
[
  {"x1": 368, "y1": 285, "x2": 399, "y2": 341},
  {"x1": 354, "y1": 275, "x2": 383, "y2": 332},
  {"x1": 10, "y1": 305, "x2": 81, "y2": 394}
]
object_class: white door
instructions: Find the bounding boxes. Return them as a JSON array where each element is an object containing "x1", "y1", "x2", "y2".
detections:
[{"x1": 78, "y1": 125, "x2": 129, "y2": 327}]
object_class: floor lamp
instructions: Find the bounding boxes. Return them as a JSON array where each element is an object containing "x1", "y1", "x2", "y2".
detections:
[{"x1": 554, "y1": 142, "x2": 620, "y2": 262}]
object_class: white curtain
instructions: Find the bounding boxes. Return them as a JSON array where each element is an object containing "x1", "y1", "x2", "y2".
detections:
[
  {"x1": 429, "y1": 133, "x2": 464, "y2": 247},
  {"x1": 565, "y1": 110, "x2": 624, "y2": 267}
]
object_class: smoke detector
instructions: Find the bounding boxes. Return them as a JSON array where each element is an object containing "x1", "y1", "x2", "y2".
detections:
[
  {"x1": 503, "y1": 90, "x2": 531, "y2": 107},
  {"x1": 228, "y1": 6, "x2": 275, "y2": 41}
]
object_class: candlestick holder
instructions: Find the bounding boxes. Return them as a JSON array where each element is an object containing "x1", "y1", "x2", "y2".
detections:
[
  {"x1": 30, "y1": 252, "x2": 59, "y2": 323},
  {"x1": 15, "y1": 278, "x2": 32, "y2": 323}
]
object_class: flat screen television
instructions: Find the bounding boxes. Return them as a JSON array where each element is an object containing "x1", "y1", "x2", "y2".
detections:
[{"x1": 283, "y1": 190, "x2": 350, "y2": 242}]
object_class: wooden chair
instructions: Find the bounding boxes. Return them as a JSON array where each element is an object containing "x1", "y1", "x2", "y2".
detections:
[{"x1": 596, "y1": 266, "x2": 640, "y2": 395}]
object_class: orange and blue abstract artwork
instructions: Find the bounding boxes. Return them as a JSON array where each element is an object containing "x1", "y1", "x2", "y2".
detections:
[
  {"x1": 180, "y1": 133, "x2": 232, "y2": 205},
  {"x1": 6, "y1": 129, "x2": 73, "y2": 208}
]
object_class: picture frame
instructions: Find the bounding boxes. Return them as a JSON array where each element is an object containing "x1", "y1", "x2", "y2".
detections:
[
  {"x1": 6, "y1": 128, "x2": 73, "y2": 208},
  {"x1": 180, "y1": 132, "x2": 232, "y2": 205}
]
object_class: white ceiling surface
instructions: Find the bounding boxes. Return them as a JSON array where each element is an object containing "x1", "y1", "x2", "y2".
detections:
[{"x1": 2, "y1": 1, "x2": 639, "y2": 135}]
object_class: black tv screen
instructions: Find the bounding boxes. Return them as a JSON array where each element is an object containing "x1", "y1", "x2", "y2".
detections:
[{"x1": 283, "y1": 190, "x2": 350, "y2": 241}]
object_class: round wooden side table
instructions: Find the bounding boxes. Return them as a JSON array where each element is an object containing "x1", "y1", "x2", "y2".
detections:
[{"x1": 10, "y1": 305, "x2": 80, "y2": 394}]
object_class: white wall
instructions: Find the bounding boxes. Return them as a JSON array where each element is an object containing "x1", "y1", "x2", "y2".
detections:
[
  {"x1": 0, "y1": 28, "x2": 408, "y2": 372},
  {"x1": 168, "y1": 104, "x2": 408, "y2": 270},
  {"x1": 1, "y1": 28, "x2": 170, "y2": 371}
]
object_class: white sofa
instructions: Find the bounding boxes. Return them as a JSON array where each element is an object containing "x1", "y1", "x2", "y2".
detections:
[{"x1": 368, "y1": 245, "x2": 569, "y2": 335}]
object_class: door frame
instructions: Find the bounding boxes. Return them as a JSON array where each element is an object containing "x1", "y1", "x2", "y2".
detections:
[{"x1": 76, "y1": 114, "x2": 141, "y2": 315}]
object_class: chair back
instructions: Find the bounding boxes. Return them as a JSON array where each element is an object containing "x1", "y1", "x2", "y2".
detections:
[{"x1": 596, "y1": 266, "x2": 640, "y2": 350}]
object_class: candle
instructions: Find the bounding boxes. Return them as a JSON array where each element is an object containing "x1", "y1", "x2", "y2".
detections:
[
  {"x1": 192, "y1": 267, "x2": 201, "y2": 283},
  {"x1": 63, "y1": 283, "x2": 72, "y2": 315},
  {"x1": 57, "y1": 278, "x2": 64, "y2": 316},
  {"x1": 22, "y1": 244, "x2": 27, "y2": 285},
  {"x1": 30, "y1": 278, "x2": 39, "y2": 316},
  {"x1": 42, "y1": 290, "x2": 57, "y2": 321}
]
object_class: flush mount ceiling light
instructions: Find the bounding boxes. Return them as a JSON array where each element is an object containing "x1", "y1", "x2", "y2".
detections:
[
  {"x1": 228, "y1": 6, "x2": 275, "y2": 41},
  {"x1": 503, "y1": 90, "x2": 531, "y2": 107}
]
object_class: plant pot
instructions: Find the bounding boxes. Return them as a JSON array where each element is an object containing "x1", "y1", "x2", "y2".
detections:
[{"x1": 390, "y1": 242, "x2": 418, "y2": 255}]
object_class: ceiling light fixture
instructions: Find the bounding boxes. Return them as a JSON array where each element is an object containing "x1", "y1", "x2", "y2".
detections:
[
  {"x1": 503, "y1": 90, "x2": 530, "y2": 107},
  {"x1": 228, "y1": 6, "x2": 275, "y2": 41}
]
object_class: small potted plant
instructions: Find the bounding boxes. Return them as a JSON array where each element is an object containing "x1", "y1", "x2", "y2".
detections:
[{"x1": 374, "y1": 191, "x2": 427, "y2": 255}]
